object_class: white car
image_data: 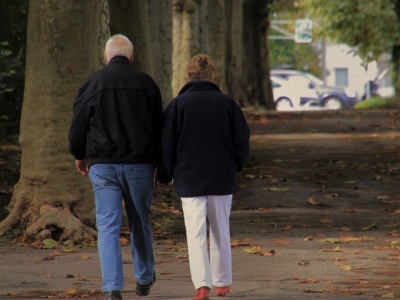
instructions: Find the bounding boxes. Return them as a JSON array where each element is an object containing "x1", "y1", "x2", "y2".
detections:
[
  {"x1": 271, "y1": 69, "x2": 359, "y2": 109},
  {"x1": 270, "y1": 75, "x2": 319, "y2": 111}
]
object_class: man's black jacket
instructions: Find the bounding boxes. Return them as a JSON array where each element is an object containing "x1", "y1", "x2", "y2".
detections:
[
  {"x1": 162, "y1": 80, "x2": 250, "y2": 197},
  {"x1": 68, "y1": 56, "x2": 166, "y2": 179}
]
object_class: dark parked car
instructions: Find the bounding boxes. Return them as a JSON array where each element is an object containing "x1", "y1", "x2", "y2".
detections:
[{"x1": 271, "y1": 69, "x2": 359, "y2": 109}]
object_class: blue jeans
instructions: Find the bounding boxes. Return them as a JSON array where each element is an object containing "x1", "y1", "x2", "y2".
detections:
[{"x1": 89, "y1": 163, "x2": 155, "y2": 292}]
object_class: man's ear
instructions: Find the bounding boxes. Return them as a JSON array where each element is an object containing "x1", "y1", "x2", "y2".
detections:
[
  {"x1": 103, "y1": 52, "x2": 108, "y2": 65},
  {"x1": 129, "y1": 52, "x2": 134, "y2": 63},
  {"x1": 186, "y1": 74, "x2": 190, "y2": 82}
]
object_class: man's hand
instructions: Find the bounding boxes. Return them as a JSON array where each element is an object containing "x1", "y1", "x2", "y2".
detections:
[{"x1": 75, "y1": 160, "x2": 89, "y2": 176}]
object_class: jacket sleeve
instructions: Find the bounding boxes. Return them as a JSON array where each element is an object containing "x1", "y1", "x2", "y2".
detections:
[
  {"x1": 67, "y1": 87, "x2": 91, "y2": 160},
  {"x1": 231, "y1": 101, "x2": 250, "y2": 172},
  {"x1": 161, "y1": 101, "x2": 178, "y2": 181},
  {"x1": 151, "y1": 83, "x2": 171, "y2": 183}
]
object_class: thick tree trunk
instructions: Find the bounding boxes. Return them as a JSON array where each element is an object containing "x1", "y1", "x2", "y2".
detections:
[
  {"x1": 147, "y1": 0, "x2": 173, "y2": 103},
  {"x1": 206, "y1": 0, "x2": 227, "y2": 93},
  {"x1": 241, "y1": 0, "x2": 274, "y2": 108},
  {"x1": 392, "y1": 0, "x2": 400, "y2": 101},
  {"x1": 223, "y1": 0, "x2": 247, "y2": 105},
  {"x1": 109, "y1": 0, "x2": 173, "y2": 104},
  {"x1": 172, "y1": 0, "x2": 209, "y2": 97},
  {"x1": 0, "y1": 0, "x2": 109, "y2": 244}
]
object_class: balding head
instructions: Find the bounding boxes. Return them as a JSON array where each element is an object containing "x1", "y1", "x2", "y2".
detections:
[{"x1": 104, "y1": 34, "x2": 134, "y2": 64}]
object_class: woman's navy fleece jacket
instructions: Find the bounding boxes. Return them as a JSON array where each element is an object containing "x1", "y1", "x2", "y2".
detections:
[{"x1": 162, "y1": 80, "x2": 250, "y2": 197}]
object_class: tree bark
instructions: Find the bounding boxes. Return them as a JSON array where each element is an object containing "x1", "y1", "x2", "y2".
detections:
[
  {"x1": 224, "y1": 0, "x2": 247, "y2": 105},
  {"x1": 206, "y1": 0, "x2": 227, "y2": 93},
  {"x1": 172, "y1": 0, "x2": 209, "y2": 97},
  {"x1": 109, "y1": 0, "x2": 173, "y2": 104},
  {"x1": 0, "y1": 0, "x2": 109, "y2": 244},
  {"x1": 241, "y1": 0, "x2": 274, "y2": 108}
]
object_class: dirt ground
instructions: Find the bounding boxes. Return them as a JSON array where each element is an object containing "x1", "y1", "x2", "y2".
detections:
[{"x1": 0, "y1": 108, "x2": 400, "y2": 299}]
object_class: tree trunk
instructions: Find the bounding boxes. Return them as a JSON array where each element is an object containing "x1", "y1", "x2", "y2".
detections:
[
  {"x1": 206, "y1": 0, "x2": 227, "y2": 93},
  {"x1": 172, "y1": 0, "x2": 209, "y2": 97},
  {"x1": 241, "y1": 0, "x2": 274, "y2": 108},
  {"x1": 0, "y1": 0, "x2": 109, "y2": 244},
  {"x1": 392, "y1": 0, "x2": 400, "y2": 101},
  {"x1": 109, "y1": 0, "x2": 173, "y2": 104},
  {"x1": 223, "y1": 0, "x2": 247, "y2": 106}
]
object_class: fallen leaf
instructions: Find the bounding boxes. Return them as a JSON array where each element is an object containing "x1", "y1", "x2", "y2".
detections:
[
  {"x1": 261, "y1": 250, "x2": 275, "y2": 256},
  {"x1": 263, "y1": 186, "x2": 290, "y2": 192},
  {"x1": 361, "y1": 223, "x2": 378, "y2": 231},
  {"x1": 6, "y1": 291, "x2": 17, "y2": 296},
  {"x1": 62, "y1": 248, "x2": 77, "y2": 253},
  {"x1": 341, "y1": 264, "x2": 353, "y2": 271},
  {"x1": 343, "y1": 250, "x2": 363, "y2": 254},
  {"x1": 245, "y1": 174, "x2": 257, "y2": 179},
  {"x1": 361, "y1": 235, "x2": 376, "y2": 242},
  {"x1": 390, "y1": 241, "x2": 400, "y2": 249},
  {"x1": 307, "y1": 197, "x2": 329, "y2": 206},
  {"x1": 299, "y1": 278, "x2": 319, "y2": 283},
  {"x1": 333, "y1": 257, "x2": 347, "y2": 261},
  {"x1": 306, "y1": 197, "x2": 320, "y2": 206},
  {"x1": 280, "y1": 225, "x2": 292, "y2": 231},
  {"x1": 231, "y1": 240, "x2": 250, "y2": 247},
  {"x1": 341, "y1": 227, "x2": 352, "y2": 232},
  {"x1": 249, "y1": 218, "x2": 267, "y2": 223},
  {"x1": 258, "y1": 207, "x2": 270, "y2": 211},
  {"x1": 274, "y1": 240, "x2": 291, "y2": 246},
  {"x1": 319, "y1": 238, "x2": 340, "y2": 243},
  {"x1": 42, "y1": 239, "x2": 58, "y2": 249},
  {"x1": 340, "y1": 236, "x2": 362, "y2": 243},
  {"x1": 303, "y1": 288, "x2": 324, "y2": 293},
  {"x1": 243, "y1": 246, "x2": 262, "y2": 254},
  {"x1": 304, "y1": 236, "x2": 313, "y2": 241},
  {"x1": 340, "y1": 208, "x2": 356, "y2": 213},
  {"x1": 319, "y1": 218, "x2": 335, "y2": 223},
  {"x1": 64, "y1": 288, "x2": 78, "y2": 295},
  {"x1": 381, "y1": 292, "x2": 396, "y2": 298}
]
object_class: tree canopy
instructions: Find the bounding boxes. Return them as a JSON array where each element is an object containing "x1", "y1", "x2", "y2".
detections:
[{"x1": 301, "y1": 0, "x2": 400, "y2": 64}]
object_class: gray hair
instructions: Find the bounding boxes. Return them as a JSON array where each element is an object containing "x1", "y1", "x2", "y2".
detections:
[{"x1": 104, "y1": 34, "x2": 134, "y2": 63}]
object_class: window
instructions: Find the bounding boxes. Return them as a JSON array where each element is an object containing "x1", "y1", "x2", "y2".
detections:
[{"x1": 334, "y1": 68, "x2": 348, "y2": 87}]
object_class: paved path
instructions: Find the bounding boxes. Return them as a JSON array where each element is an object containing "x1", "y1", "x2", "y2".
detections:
[{"x1": 1, "y1": 109, "x2": 400, "y2": 300}]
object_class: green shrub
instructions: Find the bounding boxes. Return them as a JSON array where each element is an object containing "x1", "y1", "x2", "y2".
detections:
[{"x1": 354, "y1": 97, "x2": 393, "y2": 109}]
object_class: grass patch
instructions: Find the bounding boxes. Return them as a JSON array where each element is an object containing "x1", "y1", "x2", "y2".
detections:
[{"x1": 355, "y1": 97, "x2": 399, "y2": 109}]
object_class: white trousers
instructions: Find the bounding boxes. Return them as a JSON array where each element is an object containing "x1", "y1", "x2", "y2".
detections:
[{"x1": 181, "y1": 195, "x2": 233, "y2": 290}]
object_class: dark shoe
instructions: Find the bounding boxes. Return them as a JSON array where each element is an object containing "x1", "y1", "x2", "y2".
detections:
[
  {"x1": 136, "y1": 271, "x2": 156, "y2": 296},
  {"x1": 104, "y1": 290, "x2": 122, "y2": 300}
]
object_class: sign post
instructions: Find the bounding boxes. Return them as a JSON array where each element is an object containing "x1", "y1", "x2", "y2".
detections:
[{"x1": 294, "y1": 19, "x2": 312, "y2": 43}]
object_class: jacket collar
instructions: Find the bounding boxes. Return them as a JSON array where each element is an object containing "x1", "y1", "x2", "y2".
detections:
[
  {"x1": 178, "y1": 80, "x2": 221, "y2": 95},
  {"x1": 108, "y1": 56, "x2": 131, "y2": 65}
]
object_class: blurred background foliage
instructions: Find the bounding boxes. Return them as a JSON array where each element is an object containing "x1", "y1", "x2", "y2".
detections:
[{"x1": 0, "y1": 0, "x2": 28, "y2": 143}]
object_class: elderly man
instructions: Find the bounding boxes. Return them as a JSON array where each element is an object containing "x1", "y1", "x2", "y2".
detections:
[{"x1": 68, "y1": 34, "x2": 165, "y2": 300}]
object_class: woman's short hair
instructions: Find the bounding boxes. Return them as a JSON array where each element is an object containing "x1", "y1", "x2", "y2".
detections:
[
  {"x1": 187, "y1": 54, "x2": 215, "y2": 81},
  {"x1": 104, "y1": 34, "x2": 134, "y2": 61}
]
